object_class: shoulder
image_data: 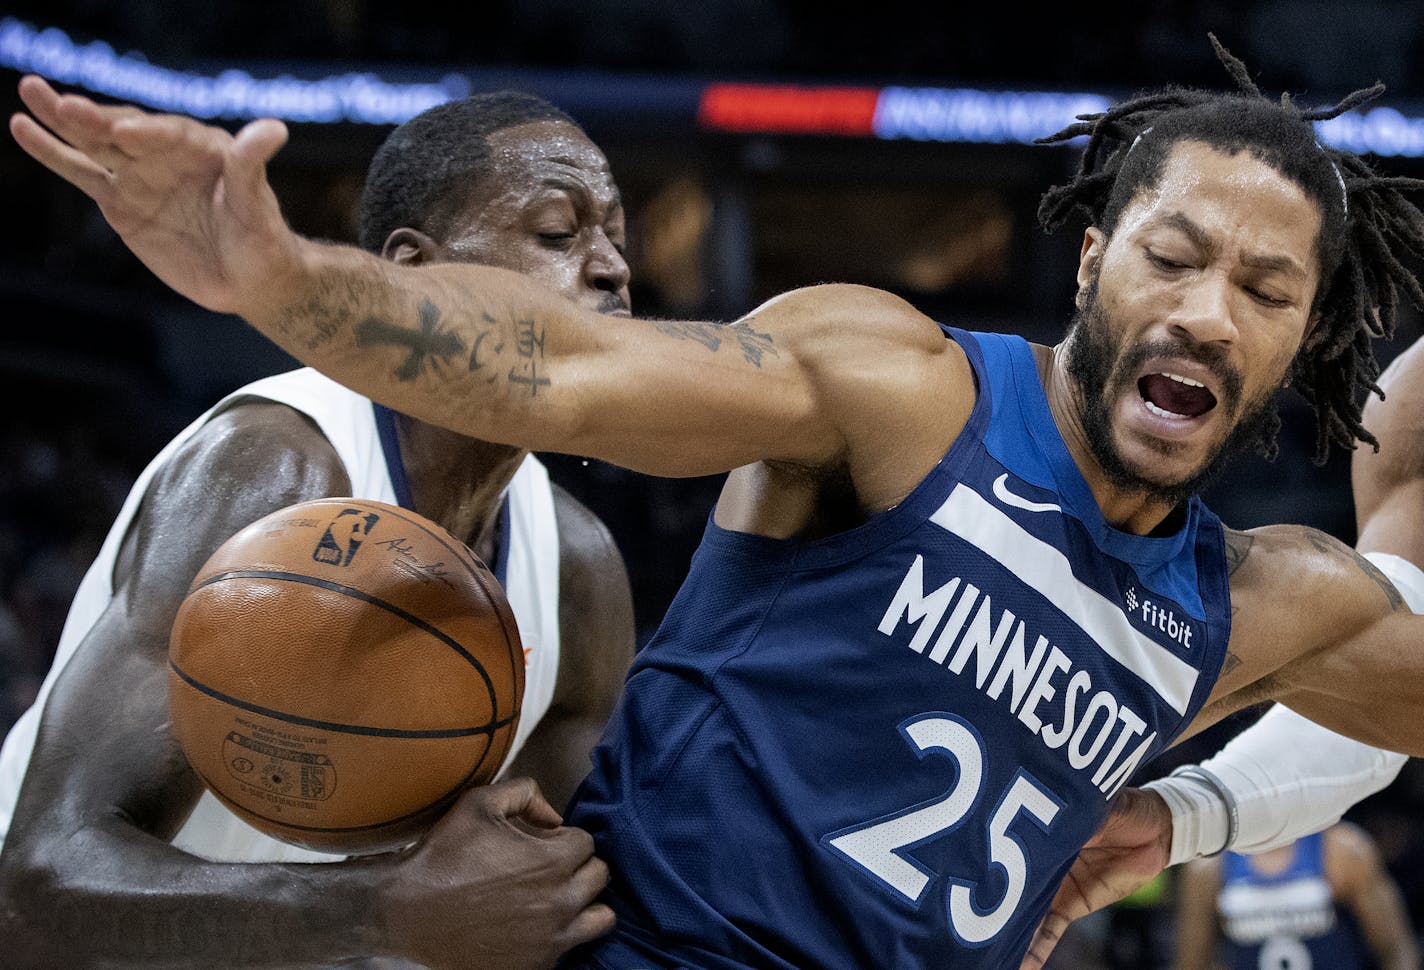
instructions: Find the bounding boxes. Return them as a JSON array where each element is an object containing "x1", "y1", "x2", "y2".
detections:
[
  {"x1": 141, "y1": 398, "x2": 352, "y2": 511},
  {"x1": 1227, "y1": 524, "x2": 1406, "y2": 615},
  {"x1": 115, "y1": 400, "x2": 353, "y2": 588},
  {"x1": 745, "y1": 285, "x2": 976, "y2": 503},
  {"x1": 744, "y1": 284, "x2": 968, "y2": 374},
  {"x1": 550, "y1": 483, "x2": 622, "y2": 568}
]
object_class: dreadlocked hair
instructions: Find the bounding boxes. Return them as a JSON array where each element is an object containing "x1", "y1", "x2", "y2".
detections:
[{"x1": 1035, "y1": 34, "x2": 1424, "y2": 462}]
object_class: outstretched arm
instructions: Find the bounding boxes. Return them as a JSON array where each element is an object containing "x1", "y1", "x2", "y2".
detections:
[
  {"x1": 0, "y1": 404, "x2": 609, "y2": 969},
  {"x1": 10, "y1": 76, "x2": 967, "y2": 487}
]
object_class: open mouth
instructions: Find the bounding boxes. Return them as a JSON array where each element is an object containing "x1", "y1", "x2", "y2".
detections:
[{"x1": 1136, "y1": 372, "x2": 1218, "y2": 420}]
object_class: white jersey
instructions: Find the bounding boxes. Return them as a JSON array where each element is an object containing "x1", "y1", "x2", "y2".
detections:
[{"x1": 0, "y1": 368, "x2": 562, "y2": 862}]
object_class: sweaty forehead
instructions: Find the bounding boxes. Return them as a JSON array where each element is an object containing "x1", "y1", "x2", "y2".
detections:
[
  {"x1": 477, "y1": 120, "x2": 618, "y2": 203},
  {"x1": 1118, "y1": 141, "x2": 1320, "y2": 261}
]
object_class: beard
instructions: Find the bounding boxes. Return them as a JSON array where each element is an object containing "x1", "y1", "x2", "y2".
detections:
[{"x1": 1064, "y1": 282, "x2": 1281, "y2": 509}]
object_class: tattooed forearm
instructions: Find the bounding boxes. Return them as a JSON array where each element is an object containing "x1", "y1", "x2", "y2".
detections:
[
  {"x1": 507, "y1": 316, "x2": 551, "y2": 396},
  {"x1": 355, "y1": 297, "x2": 467, "y2": 382},
  {"x1": 467, "y1": 312, "x2": 502, "y2": 375}
]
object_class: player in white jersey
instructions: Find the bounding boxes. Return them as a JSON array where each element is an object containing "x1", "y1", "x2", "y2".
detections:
[{"x1": 0, "y1": 92, "x2": 634, "y2": 969}]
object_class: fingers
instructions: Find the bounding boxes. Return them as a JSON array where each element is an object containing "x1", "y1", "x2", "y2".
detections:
[
  {"x1": 223, "y1": 119, "x2": 289, "y2": 218},
  {"x1": 17, "y1": 75, "x2": 141, "y2": 171},
  {"x1": 561, "y1": 902, "x2": 616, "y2": 949},
  {"x1": 480, "y1": 776, "x2": 565, "y2": 829},
  {"x1": 1017, "y1": 914, "x2": 1066, "y2": 970},
  {"x1": 570, "y1": 853, "x2": 611, "y2": 902},
  {"x1": 9, "y1": 112, "x2": 112, "y2": 199}
]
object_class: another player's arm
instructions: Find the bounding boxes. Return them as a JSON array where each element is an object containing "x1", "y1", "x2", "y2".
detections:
[
  {"x1": 1355, "y1": 339, "x2": 1424, "y2": 564},
  {"x1": 10, "y1": 77, "x2": 974, "y2": 495},
  {"x1": 1171, "y1": 857, "x2": 1224, "y2": 970},
  {"x1": 0, "y1": 403, "x2": 385, "y2": 967},
  {"x1": 1326, "y1": 822, "x2": 1422, "y2": 970},
  {"x1": 503, "y1": 485, "x2": 635, "y2": 812},
  {"x1": 0, "y1": 404, "x2": 609, "y2": 970}
]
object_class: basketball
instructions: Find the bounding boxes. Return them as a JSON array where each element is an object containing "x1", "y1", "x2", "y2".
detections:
[{"x1": 167, "y1": 497, "x2": 524, "y2": 855}]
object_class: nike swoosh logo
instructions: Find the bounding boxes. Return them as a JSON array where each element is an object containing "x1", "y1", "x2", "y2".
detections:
[{"x1": 992, "y1": 474, "x2": 1061, "y2": 513}]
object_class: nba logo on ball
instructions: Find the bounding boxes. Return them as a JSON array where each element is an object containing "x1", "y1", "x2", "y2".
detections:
[
  {"x1": 312, "y1": 508, "x2": 381, "y2": 568},
  {"x1": 167, "y1": 498, "x2": 524, "y2": 854}
]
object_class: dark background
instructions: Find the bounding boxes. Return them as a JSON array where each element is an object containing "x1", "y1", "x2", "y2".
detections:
[{"x1": 3, "y1": 4, "x2": 1424, "y2": 965}]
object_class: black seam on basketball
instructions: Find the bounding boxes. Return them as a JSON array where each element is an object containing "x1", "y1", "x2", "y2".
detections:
[
  {"x1": 170, "y1": 659, "x2": 515, "y2": 739},
  {"x1": 189, "y1": 568, "x2": 500, "y2": 710},
  {"x1": 375, "y1": 508, "x2": 525, "y2": 719},
  {"x1": 277, "y1": 500, "x2": 522, "y2": 723}
]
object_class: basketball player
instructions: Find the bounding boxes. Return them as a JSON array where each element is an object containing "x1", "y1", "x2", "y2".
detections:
[
  {"x1": 13, "y1": 38, "x2": 1424, "y2": 969},
  {"x1": 1174, "y1": 822, "x2": 1420, "y2": 970},
  {"x1": 0, "y1": 93, "x2": 633, "y2": 968},
  {"x1": 1021, "y1": 330, "x2": 1424, "y2": 968}
]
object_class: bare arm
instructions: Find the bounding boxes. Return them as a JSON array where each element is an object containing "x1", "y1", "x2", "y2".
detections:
[
  {"x1": 503, "y1": 485, "x2": 635, "y2": 813},
  {"x1": 0, "y1": 403, "x2": 608, "y2": 969},
  {"x1": 1355, "y1": 338, "x2": 1424, "y2": 564},
  {"x1": 9, "y1": 77, "x2": 973, "y2": 503},
  {"x1": 1326, "y1": 823, "x2": 1421, "y2": 970},
  {"x1": 1172, "y1": 858, "x2": 1223, "y2": 970}
]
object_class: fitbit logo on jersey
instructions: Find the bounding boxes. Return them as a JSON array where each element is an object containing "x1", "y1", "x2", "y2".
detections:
[{"x1": 1125, "y1": 587, "x2": 1194, "y2": 650}]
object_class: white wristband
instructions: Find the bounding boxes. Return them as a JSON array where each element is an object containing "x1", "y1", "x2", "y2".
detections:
[{"x1": 1142, "y1": 769, "x2": 1233, "y2": 866}]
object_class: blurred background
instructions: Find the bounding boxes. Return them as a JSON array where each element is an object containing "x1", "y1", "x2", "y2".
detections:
[{"x1": 3, "y1": 3, "x2": 1424, "y2": 965}]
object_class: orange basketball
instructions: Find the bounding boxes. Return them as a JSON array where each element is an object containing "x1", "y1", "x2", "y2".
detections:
[{"x1": 167, "y1": 497, "x2": 523, "y2": 854}]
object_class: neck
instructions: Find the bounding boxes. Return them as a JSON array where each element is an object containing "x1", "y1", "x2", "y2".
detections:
[
  {"x1": 1040, "y1": 341, "x2": 1179, "y2": 536},
  {"x1": 392, "y1": 415, "x2": 527, "y2": 564}
]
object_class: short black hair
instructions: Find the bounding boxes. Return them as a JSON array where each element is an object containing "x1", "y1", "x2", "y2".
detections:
[
  {"x1": 357, "y1": 91, "x2": 581, "y2": 254},
  {"x1": 1037, "y1": 36, "x2": 1424, "y2": 461}
]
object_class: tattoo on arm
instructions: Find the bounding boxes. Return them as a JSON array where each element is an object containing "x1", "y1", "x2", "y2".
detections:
[
  {"x1": 654, "y1": 320, "x2": 722, "y2": 352},
  {"x1": 467, "y1": 312, "x2": 502, "y2": 378},
  {"x1": 1225, "y1": 530, "x2": 1254, "y2": 576},
  {"x1": 508, "y1": 316, "x2": 551, "y2": 396},
  {"x1": 1298, "y1": 527, "x2": 1408, "y2": 613},
  {"x1": 733, "y1": 325, "x2": 776, "y2": 366},
  {"x1": 1220, "y1": 652, "x2": 1243, "y2": 678},
  {"x1": 1357, "y1": 550, "x2": 1408, "y2": 612},
  {"x1": 355, "y1": 297, "x2": 467, "y2": 382},
  {"x1": 652, "y1": 319, "x2": 780, "y2": 367}
]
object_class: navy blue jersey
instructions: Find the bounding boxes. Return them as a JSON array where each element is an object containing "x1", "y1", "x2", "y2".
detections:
[
  {"x1": 567, "y1": 329, "x2": 1232, "y2": 969},
  {"x1": 1219, "y1": 833, "x2": 1370, "y2": 970}
]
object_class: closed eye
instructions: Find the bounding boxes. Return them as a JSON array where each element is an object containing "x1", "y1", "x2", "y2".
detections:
[
  {"x1": 1146, "y1": 251, "x2": 1188, "y2": 271},
  {"x1": 1246, "y1": 287, "x2": 1290, "y2": 308}
]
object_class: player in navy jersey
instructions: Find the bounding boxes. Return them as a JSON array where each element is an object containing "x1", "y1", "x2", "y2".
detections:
[
  {"x1": 14, "y1": 36, "x2": 1424, "y2": 970},
  {"x1": 1174, "y1": 823, "x2": 1420, "y2": 970}
]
